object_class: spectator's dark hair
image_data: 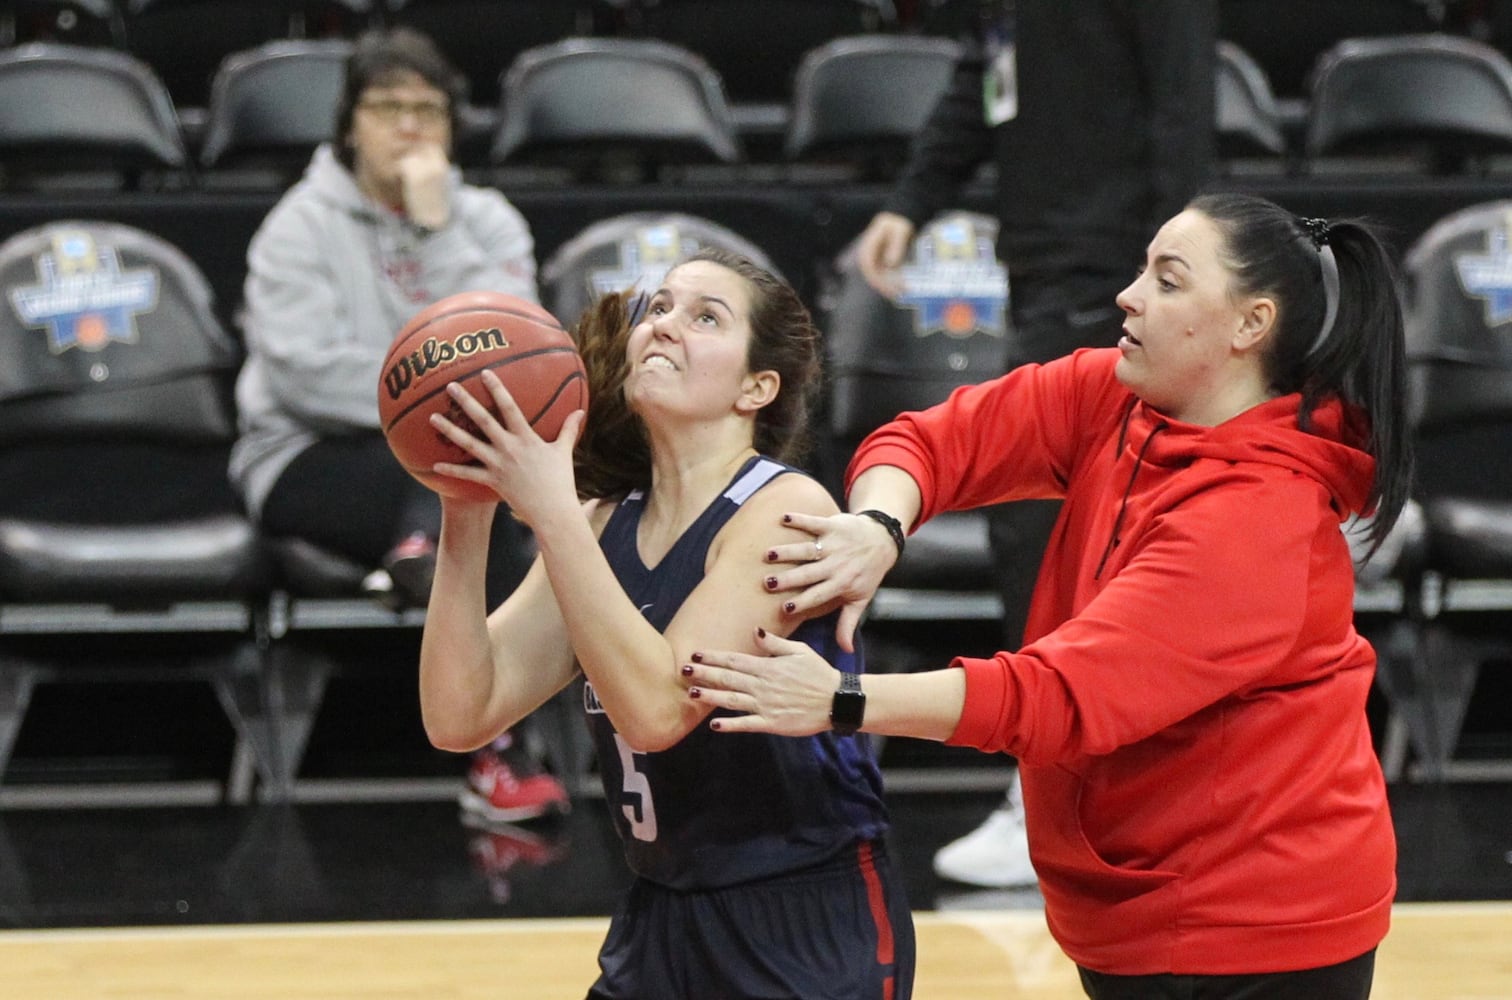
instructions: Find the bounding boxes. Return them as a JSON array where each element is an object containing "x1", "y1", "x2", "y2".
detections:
[
  {"x1": 334, "y1": 27, "x2": 467, "y2": 170},
  {"x1": 572, "y1": 248, "x2": 822, "y2": 500},
  {"x1": 1190, "y1": 192, "x2": 1412, "y2": 559}
]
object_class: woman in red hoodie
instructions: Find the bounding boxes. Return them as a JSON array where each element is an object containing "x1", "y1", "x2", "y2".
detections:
[{"x1": 683, "y1": 192, "x2": 1412, "y2": 998}]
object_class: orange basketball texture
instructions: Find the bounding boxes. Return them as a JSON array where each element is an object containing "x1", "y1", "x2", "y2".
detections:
[{"x1": 378, "y1": 291, "x2": 587, "y2": 501}]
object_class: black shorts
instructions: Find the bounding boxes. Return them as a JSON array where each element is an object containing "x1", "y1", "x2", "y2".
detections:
[{"x1": 587, "y1": 840, "x2": 915, "y2": 1000}]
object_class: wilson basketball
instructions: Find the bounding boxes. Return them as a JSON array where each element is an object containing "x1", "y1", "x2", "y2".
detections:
[{"x1": 378, "y1": 291, "x2": 587, "y2": 501}]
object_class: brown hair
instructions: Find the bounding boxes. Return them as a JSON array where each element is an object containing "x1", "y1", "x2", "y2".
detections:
[{"x1": 571, "y1": 248, "x2": 822, "y2": 500}]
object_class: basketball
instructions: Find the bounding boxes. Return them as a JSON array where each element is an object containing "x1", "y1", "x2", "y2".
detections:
[{"x1": 378, "y1": 290, "x2": 587, "y2": 501}]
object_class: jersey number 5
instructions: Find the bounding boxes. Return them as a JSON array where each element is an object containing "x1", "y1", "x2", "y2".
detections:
[{"x1": 614, "y1": 734, "x2": 658, "y2": 841}]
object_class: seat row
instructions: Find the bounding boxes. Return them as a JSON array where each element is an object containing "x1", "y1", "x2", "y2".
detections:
[
  {"x1": 5, "y1": 0, "x2": 919, "y2": 111},
  {"x1": 8, "y1": 30, "x2": 1512, "y2": 197}
]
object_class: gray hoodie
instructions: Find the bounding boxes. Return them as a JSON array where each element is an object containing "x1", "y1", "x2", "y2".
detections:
[{"x1": 229, "y1": 144, "x2": 538, "y2": 517}]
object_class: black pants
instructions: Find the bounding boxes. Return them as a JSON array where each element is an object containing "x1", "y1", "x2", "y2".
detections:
[
  {"x1": 261, "y1": 433, "x2": 533, "y2": 607},
  {"x1": 987, "y1": 267, "x2": 1128, "y2": 647},
  {"x1": 1078, "y1": 949, "x2": 1376, "y2": 1000}
]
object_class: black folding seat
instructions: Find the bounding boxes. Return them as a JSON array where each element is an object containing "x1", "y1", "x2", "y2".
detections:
[
  {"x1": 0, "y1": 220, "x2": 283, "y2": 801},
  {"x1": 491, "y1": 38, "x2": 742, "y2": 183},
  {"x1": 0, "y1": 42, "x2": 188, "y2": 191}
]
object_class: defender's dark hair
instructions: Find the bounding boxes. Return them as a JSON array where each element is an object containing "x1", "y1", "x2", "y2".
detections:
[
  {"x1": 1190, "y1": 192, "x2": 1412, "y2": 559},
  {"x1": 334, "y1": 28, "x2": 466, "y2": 170},
  {"x1": 572, "y1": 247, "x2": 822, "y2": 500}
]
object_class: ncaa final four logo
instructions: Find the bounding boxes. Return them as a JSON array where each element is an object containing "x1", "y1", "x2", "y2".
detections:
[
  {"x1": 589, "y1": 223, "x2": 701, "y2": 300},
  {"x1": 1454, "y1": 220, "x2": 1512, "y2": 326},
  {"x1": 8, "y1": 230, "x2": 158, "y2": 354},
  {"x1": 895, "y1": 213, "x2": 1008, "y2": 339}
]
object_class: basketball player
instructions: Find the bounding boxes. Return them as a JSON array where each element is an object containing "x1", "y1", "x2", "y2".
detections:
[{"x1": 416, "y1": 249, "x2": 915, "y2": 999}]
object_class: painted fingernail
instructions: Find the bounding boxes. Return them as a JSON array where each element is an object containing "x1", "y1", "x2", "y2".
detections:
[
  {"x1": 782, "y1": 514, "x2": 792, "y2": 523},
  {"x1": 690, "y1": 651, "x2": 704, "y2": 663},
  {"x1": 689, "y1": 688, "x2": 702, "y2": 699},
  {"x1": 783, "y1": 602, "x2": 796, "y2": 614},
  {"x1": 764, "y1": 576, "x2": 778, "y2": 590},
  {"x1": 765, "y1": 550, "x2": 778, "y2": 562},
  {"x1": 755, "y1": 626, "x2": 767, "y2": 638},
  {"x1": 710, "y1": 720, "x2": 722, "y2": 731},
  {"x1": 681, "y1": 664, "x2": 693, "y2": 676}
]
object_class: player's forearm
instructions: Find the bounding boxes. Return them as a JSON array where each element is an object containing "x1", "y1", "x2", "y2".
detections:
[
  {"x1": 845, "y1": 465, "x2": 924, "y2": 532},
  {"x1": 858, "y1": 669, "x2": 968, "y2": 743}
]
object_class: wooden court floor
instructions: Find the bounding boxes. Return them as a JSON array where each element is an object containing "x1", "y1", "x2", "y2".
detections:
[{"x1": 2, "y1": 903, "x2": 1509, "y2": 999}]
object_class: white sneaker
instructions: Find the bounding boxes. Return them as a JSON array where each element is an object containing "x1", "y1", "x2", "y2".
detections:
[{"x1": 933, "y1": 788, "x2": 1035, "y2": 888}]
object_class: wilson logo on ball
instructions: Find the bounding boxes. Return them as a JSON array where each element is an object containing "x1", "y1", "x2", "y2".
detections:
[
  {"x1": 381, "y1": 327, "x2": 510, "y2": 401},
  {"x1": 378, "y1": 290, "x2": 587, "y2": 502}
]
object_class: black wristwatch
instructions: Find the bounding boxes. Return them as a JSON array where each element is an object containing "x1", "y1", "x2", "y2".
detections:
[{"x1": 830, "y1": 672, "x2": 866, "y2": 737}]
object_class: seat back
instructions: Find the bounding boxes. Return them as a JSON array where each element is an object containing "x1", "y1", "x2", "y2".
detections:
[
  {"x1": 0, "y1": 42, "x2": 187, "y2": 189},
  {"x1": 491, "y1": 38, "x2": 742, "y2": 179},
  {"x1": 1215, "y1": 39, "x2": 1287, "y2": 161},
  {"x1": 784, "y1": 34, "x2": 960, "y2": 177},
  {"x1": 540, "y1": 212, "x2": 780, "y2": 330},
  {"x1": 1402, "y1": 200, "x2": 1512, "y2": 503},
  {"x1": 1304, "y1": 33, "x2": 1512, "y2": 172},
  {"x1": 0, "y1": 220, "x2": 242, "y2": 524},
  {"x1": 198, "y1": 38, "x2": 351, "y2": 179}
]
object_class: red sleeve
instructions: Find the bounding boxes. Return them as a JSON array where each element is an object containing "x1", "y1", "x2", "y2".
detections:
[
  {"x1": 945, "y1": 471, "x2": 1346, "y2": 763},
  {"x1": 843, "y1": 349, "x2": 1127, "y2": 526}
]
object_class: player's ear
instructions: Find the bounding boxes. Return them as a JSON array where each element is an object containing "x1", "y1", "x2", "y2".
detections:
[{"x1": 737, "y1": 370, "x2": 779, "y2": 413}]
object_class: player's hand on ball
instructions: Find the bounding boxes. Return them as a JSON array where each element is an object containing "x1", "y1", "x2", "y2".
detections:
[{"x1": 430, "y1": 369, "x2": 584, "y2": 525}]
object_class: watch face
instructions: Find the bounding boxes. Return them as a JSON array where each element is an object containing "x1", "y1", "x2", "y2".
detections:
[{"x1": 831, "y1": 689, "x2": 866, "y2": 731}]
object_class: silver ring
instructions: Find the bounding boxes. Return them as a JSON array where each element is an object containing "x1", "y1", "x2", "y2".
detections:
[{"x1": 813, "y1": 540, "x2": 824, "y2": 561}]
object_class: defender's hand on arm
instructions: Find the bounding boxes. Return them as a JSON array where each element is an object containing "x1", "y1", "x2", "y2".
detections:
[{"x1": 763, "y1": 511, "x2": 899, "y2": 651}]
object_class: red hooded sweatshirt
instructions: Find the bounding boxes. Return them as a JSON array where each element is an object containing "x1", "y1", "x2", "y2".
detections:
[{"x1": 847, "y1": 349, "x2": 1394, "y2": 975}]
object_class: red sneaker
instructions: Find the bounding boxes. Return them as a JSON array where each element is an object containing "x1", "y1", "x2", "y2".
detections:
[{"x1": 459, "y1": 744, "x2": 570, "y2": 823}]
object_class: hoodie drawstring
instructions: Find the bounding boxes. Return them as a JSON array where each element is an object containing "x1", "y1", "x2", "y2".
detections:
[{"x1": 1095, "y1": 403, "x2": 1167, "y2": 580}]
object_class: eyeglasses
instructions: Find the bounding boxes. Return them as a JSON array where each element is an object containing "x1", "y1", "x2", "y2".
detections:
[{"x1": 358, "y1": 98, "x2": 450, "y2": 127}]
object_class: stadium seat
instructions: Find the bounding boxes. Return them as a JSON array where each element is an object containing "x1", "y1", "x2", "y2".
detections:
[
  {"x1": 784, "y1": 33, "x2": 961, "y2": 180},
  {"x1": 491, "y1": 38, "x2": 742, "y2": 182},
  {"x1": 197, "y1": 38, "x2": 351, "y2": 184},
  {"x1": 0, "y1": 220, "x2": 283, "y2": 801},
  {"x1": 1304, "y1": 33, "x2": 1512, "y2": 174},
  {"x1": 1382, "y1": 200, "x2": 1512, "y2": 780},
  {"x1": 820, "y1": 209, "x2": 1010, "y2": 625},
  {"x1": 1215, "y1": 39, "x2": 1288, "y2": 165},
  {"x1": 0, "y1": 42, "x2": 188, "y2": 191},
  {"x1": 123, "y1": 0, "x2": 374, "y2": 111}
]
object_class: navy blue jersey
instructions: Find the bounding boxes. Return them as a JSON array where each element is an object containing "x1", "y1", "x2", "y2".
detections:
[{"x1": 587, "y1": 455, "x2": 889, "y2": 890}]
